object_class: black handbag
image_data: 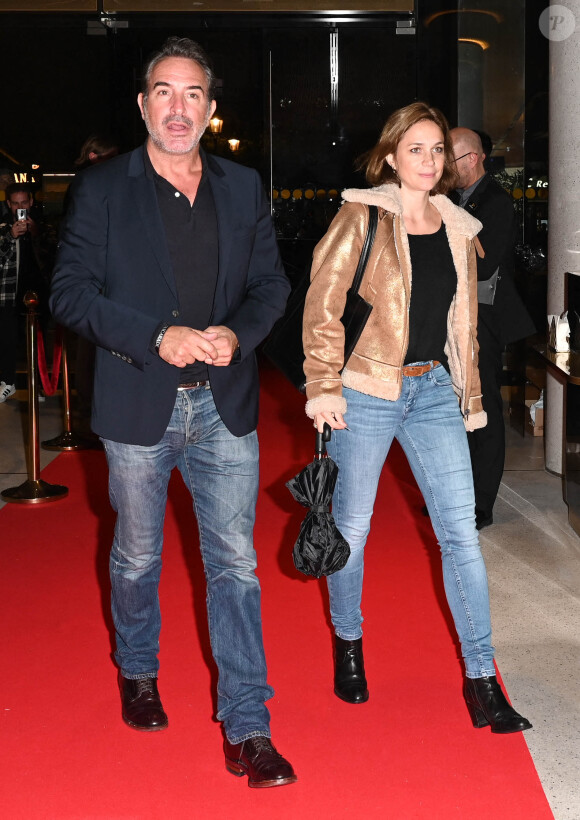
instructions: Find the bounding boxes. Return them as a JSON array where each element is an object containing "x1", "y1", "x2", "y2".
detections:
[{"x1": 263, "y1": 205, "x2": 378, "y2": 392}]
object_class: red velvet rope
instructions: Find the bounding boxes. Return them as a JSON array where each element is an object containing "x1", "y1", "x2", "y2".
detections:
[{"x1": 37, "y1": 324, "x2": 63, "y2": 396}]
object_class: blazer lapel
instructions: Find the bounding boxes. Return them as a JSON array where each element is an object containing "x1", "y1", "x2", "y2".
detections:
[
  {"x1": 205, "y1": 153, "x2": 234, "y2": 310},
  {"x1": 463, "y1": 173, "x2": 491, "y2": 216},
  {"x1": 128, "y1": 147, "x2": 177, "y2": 299}
]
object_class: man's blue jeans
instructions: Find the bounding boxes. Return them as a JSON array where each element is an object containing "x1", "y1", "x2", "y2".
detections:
[
  {"x1": 326, "y1": 364, "x2": 496, "y2": 679},
  {"x1": 102, "y1": 386, "x2": 274, "y2": 743}
]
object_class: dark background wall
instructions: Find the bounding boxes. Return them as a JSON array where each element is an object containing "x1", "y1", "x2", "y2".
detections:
[
  {"x1": 1, "y1": 12, "x2": 418, "y2": 174},
  {"x1": 0, "y1": 3, "x2": 548, "y2": 259},
  {"x1": 2, "y1": 17, "x2": 112, "y2": 169}
]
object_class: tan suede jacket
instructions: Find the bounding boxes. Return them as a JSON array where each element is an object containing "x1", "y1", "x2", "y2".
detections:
[{"x1": 303, "y1": 183, "x2": 487, "y2": 431}]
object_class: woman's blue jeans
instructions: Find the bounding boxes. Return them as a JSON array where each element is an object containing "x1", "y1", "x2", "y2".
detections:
[
  {"x1": 326, "y1": 364, "x2": 496, "y2": 679},
  {"x1": 102, "y1": 386, "x2": 274, "y2": 743}
]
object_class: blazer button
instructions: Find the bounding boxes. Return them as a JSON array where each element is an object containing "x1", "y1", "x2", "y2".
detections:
[{"x1": 172, "y1": 310, "x2": 179, "y2": 317}]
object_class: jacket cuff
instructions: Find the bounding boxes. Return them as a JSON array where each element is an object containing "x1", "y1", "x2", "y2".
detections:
[
  {"x1": 305, "y1": 394, "x2": 347, "y2": 419},
  {"x1": 464, "y1": 410, "x2": 487, "y2": 432}
]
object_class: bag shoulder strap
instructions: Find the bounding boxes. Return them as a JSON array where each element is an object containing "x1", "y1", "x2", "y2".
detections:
[{"x1": 350, "y1": 204, "x2": 378, "y2": 295}]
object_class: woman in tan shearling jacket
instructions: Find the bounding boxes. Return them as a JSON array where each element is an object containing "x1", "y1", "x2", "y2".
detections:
[
  {"x1": 302, "y1": 102, "x2": 531, "y2": 734},
  {"x1": 304, "y1": 186, "x2": 486, "y2": 428}
]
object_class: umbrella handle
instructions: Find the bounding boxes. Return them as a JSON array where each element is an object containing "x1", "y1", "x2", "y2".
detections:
[{"x1": 315, "y1": 422, "x2": 332, "y2": 458}]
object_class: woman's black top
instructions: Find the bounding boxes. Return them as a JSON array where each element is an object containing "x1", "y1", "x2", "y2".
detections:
[{"x1": 404, "y1": 223, "x2": 457, "y2": 369}]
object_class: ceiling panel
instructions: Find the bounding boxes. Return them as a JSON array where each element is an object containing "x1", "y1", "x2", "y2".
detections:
[
  {"x1": 0, "y1": 0, "x2": 413, "y2": 11},
  {"x1": 0, "y1": 1, "x2": 97, "y2": 9},
  {"x1": 106, "y1": 0, "x2": 413, "y2": 9}
]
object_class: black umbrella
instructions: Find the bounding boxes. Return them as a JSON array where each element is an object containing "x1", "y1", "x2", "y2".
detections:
[{"x1": 286, "y1": 423, "x2": 351, "y2": 578}]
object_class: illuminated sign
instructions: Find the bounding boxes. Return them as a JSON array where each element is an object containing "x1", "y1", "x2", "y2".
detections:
[{"x1": 12, "y1": 172, "x2": 37, "y2": 184}]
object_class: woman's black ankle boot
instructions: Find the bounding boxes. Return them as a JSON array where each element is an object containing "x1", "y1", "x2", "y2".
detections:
[
  {"x1": 463, "y1": 675, "x2": 532, "y2": 734},
  {"x1": 334, "y1": 635, "x2": 369, "y2": 704}
]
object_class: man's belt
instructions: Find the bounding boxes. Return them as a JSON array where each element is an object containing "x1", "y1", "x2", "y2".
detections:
[{"x1": 177, "y1": 380, "x2": 209, "y2": 390}]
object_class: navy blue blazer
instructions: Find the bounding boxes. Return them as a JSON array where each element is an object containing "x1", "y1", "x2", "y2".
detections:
[{"x1": 50, "y1": 146, "x2": 290, "y2": 445}]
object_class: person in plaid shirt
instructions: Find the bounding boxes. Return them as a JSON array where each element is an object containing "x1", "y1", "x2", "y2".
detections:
[{"x1": 0, "y1": 183, "x2": 52, "y2": 402}]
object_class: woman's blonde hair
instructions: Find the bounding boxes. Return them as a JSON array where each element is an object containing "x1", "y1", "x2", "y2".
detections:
[{"x1": 358, "y1": 101, "x2": 458, "y2": 195}]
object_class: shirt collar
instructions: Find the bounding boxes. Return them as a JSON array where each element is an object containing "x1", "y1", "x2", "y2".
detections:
[
  {"x1": 456, "y1": 174, "x2": 486, "y2": 207},
  {"x1": 143, "y1": 144, "x2": 207, "y2": 190}
]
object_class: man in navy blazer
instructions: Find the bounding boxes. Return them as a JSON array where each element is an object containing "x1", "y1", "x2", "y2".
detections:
[{"x1": 50, "y1": 37, "x2": 296, "y2": 788}]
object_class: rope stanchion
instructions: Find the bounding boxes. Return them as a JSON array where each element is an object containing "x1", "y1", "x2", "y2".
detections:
[
  {"x1": 1, "y1": 292, "x2": 68, "y2": 504},
  {"x1": 37, "y1": 324, "x2": 62, "y2": 396},
  {"x1": 42, "y1": 327, "x2": 95, "y2": 451}
]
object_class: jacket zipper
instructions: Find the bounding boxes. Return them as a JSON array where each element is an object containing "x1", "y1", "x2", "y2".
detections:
[
  {"x1": 392, "y1": 217, "x2": 411, "y2": 376},
  {"x1": 463, "y1": 239, "x2": 475, "y2": 419}
]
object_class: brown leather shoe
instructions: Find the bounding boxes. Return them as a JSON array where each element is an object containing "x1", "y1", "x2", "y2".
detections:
[
  {"x1": 119, "y1": 674, "x2": 168, "y2": 732},
  {"x1": 224, "y1": 736, "x2": 297, "y2": 788}
]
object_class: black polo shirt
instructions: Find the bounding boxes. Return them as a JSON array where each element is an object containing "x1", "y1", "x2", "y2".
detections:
[{"x1": 145, "y1": 149, "x2": 219, "y2": 383}]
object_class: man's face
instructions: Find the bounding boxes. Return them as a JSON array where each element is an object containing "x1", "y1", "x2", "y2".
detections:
[
  {"x1": 450, "y1": 138, "x2": 474, "y2": 188},
  {"x1": 138, "y1": 56, "x2": 216, "y2": 156},
  {"x1": 7, "y1": 191, "x2": 33, "y2": 218}
]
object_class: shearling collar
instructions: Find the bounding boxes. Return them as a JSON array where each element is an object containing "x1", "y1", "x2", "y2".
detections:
[{"x1": 341, "y1": 183, "x2": 482, "y2": 240}]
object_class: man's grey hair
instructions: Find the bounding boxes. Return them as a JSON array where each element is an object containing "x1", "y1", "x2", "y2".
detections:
[{"x1": 141, "y1": 36, "x2": 216, "y2": 104}]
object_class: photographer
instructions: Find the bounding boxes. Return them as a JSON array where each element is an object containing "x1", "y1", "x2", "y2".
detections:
[{"x1": 0, "y1": 183, "x2": 52, "y2": 402}]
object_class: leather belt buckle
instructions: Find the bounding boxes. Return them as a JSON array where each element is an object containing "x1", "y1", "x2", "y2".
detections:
[{"x1": 402, "y1": 360, "x2": 440, "y2": 377}]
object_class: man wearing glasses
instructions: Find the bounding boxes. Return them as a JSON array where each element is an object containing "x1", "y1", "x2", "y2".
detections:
[{"x1": 449, "y1": 128, "x2": 535, "y2": 530}]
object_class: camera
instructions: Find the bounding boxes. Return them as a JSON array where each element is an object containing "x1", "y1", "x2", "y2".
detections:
[{"x1": 16, "y1": 208, "x2": 27, "y2": 221}]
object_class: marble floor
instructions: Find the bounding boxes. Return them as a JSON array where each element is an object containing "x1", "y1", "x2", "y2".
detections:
[{"x1": 1, "y1": 389, "x2": 578, "y2": 819}]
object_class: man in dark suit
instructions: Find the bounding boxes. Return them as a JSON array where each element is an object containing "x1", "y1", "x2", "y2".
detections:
[
  {"x1": 450, "y1": 128, "x2": 536, "y2": 530},
  {"x1": 50, "y1": 37, "x2": 296, "y2": 788}
]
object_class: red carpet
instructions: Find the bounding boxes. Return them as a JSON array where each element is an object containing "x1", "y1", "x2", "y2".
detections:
[{"x1": 1, "y1": 362, "x2": 552, "y2": 819}]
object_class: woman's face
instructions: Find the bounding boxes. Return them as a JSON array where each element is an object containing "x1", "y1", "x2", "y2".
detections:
[{"x1": 387, "y1": 119, "x2": 445, "y2": 193}]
